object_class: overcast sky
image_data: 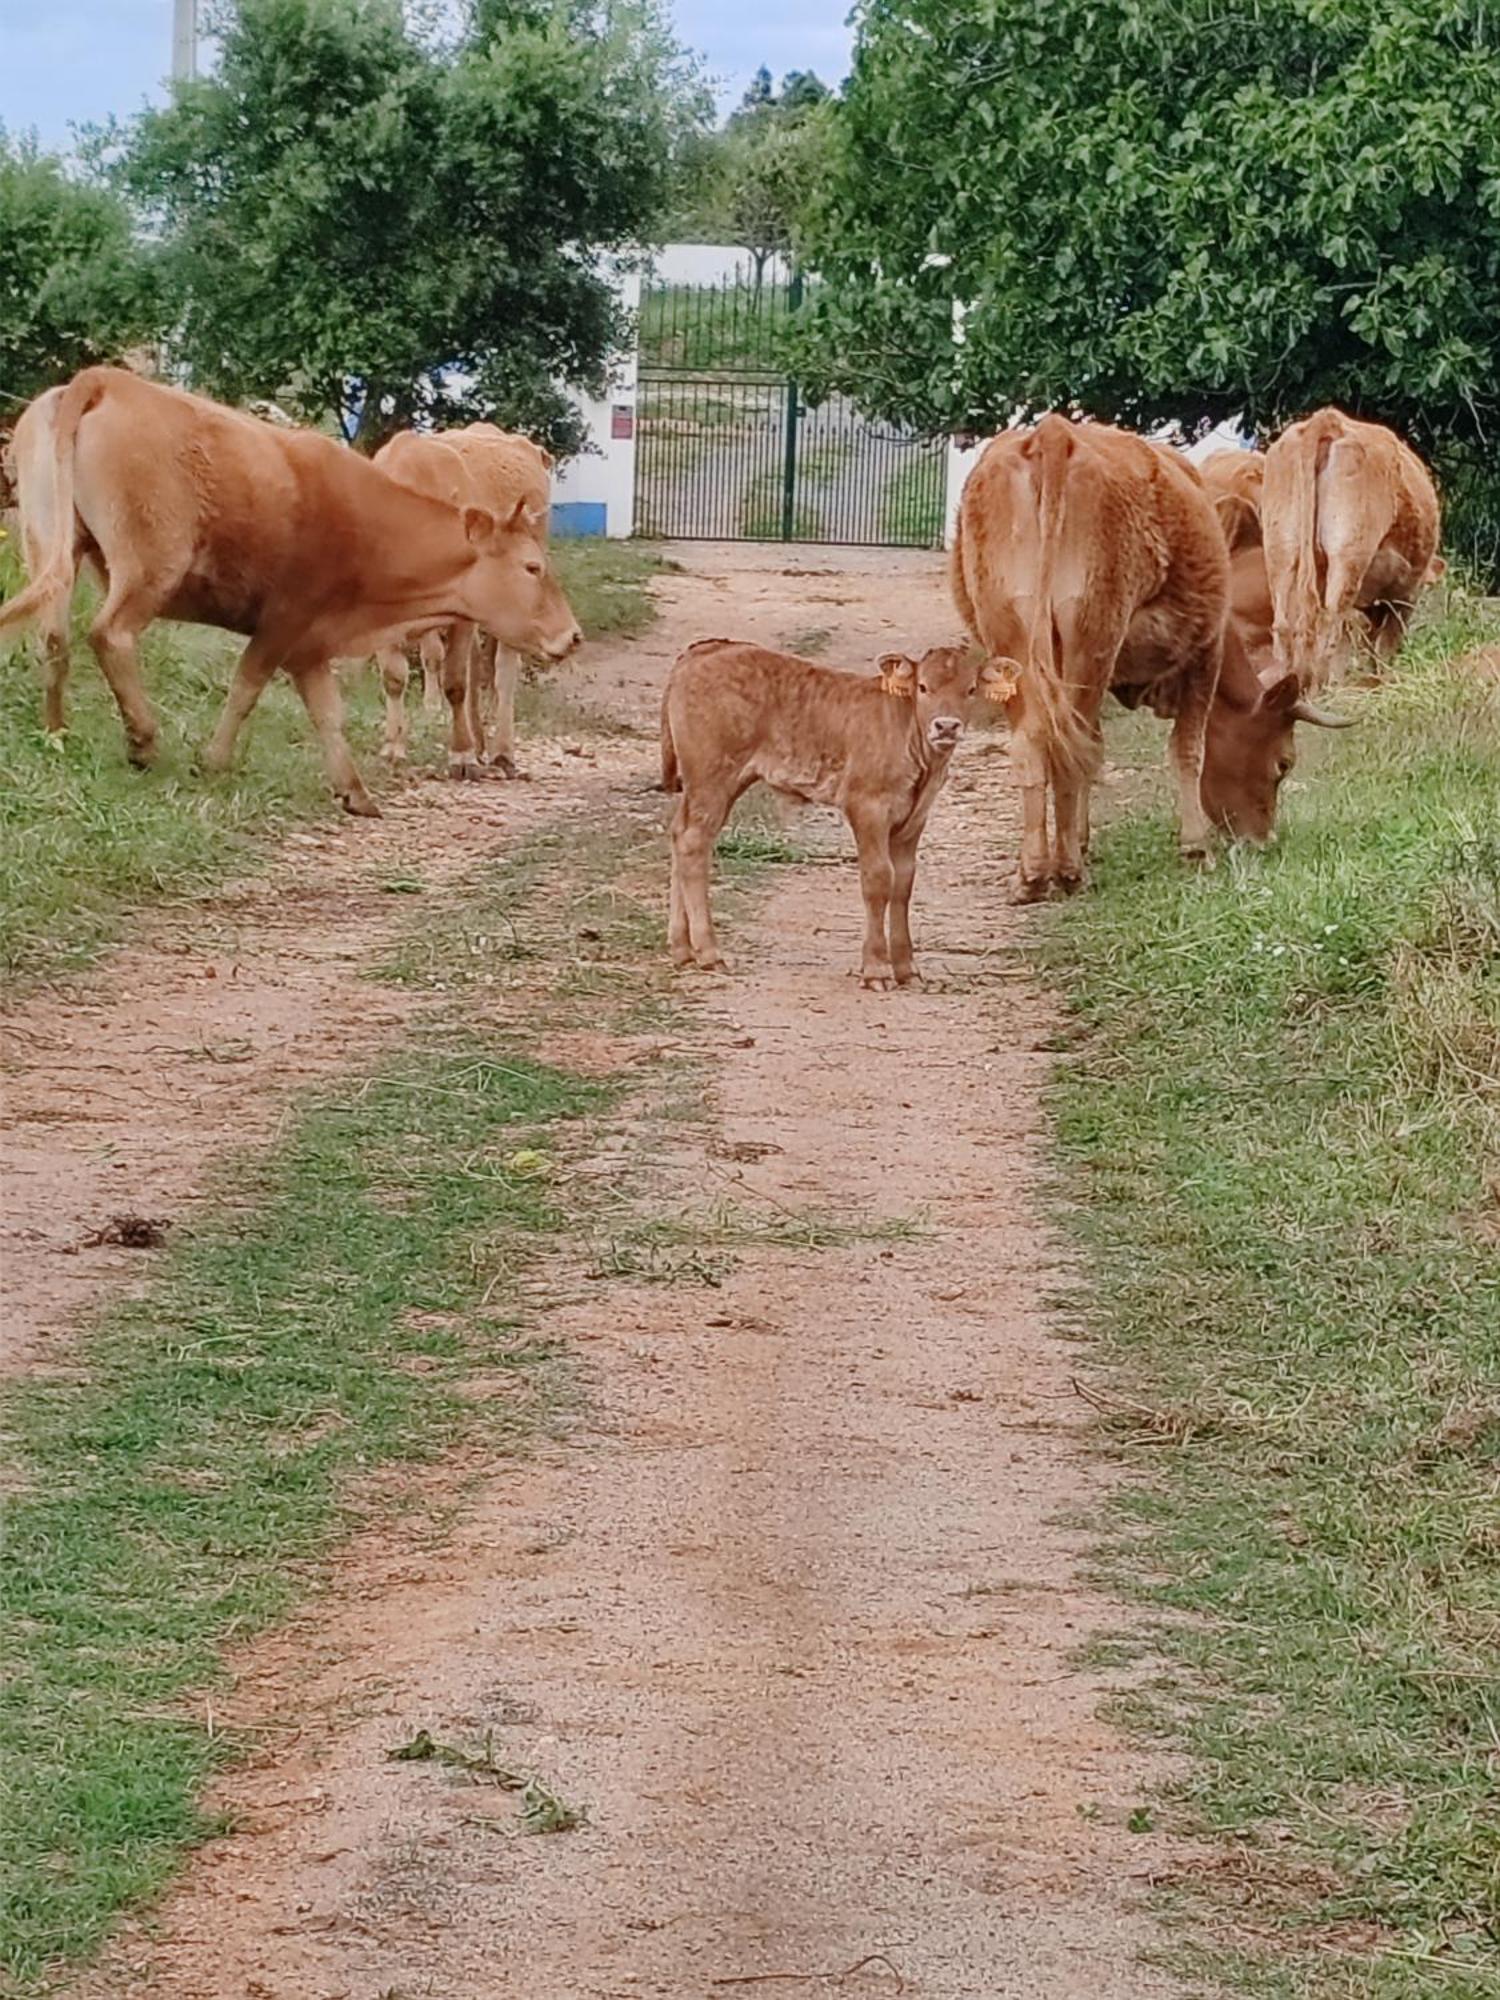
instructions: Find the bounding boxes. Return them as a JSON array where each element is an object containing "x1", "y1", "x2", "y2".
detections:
[{"x1": 0, "y1": 0, "x2": 856, "y2": 152}]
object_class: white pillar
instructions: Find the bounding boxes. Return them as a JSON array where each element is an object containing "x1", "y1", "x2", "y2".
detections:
[
  {"x1": 550, "y1": 266, "x2": 641, "y2": 539},
  {"x1": 172, "y1": 0, "x2": 197, "y2": 79},
  {"x1": 943, "y1": 300, "x2": 980, "y2": 548}
]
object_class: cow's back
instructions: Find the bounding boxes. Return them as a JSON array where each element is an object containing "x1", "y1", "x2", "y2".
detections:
[{"x1": 445, "y1": 428, "x2": 552, "y2": 526}]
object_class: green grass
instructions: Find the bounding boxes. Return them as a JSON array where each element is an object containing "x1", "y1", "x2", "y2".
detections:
[
  {"x1": 1041, "y1": 592, "x2": 1500, "y2": 1996},
  {"x1": 740, "y1": 472, "x2": 822, "y2": 542},
  {"x1": 0, "y1": 1038, "x2": 603, "y2": 1988},
  {"x1": 0, "y1": 541, "x2": 661, "y2": 984}
]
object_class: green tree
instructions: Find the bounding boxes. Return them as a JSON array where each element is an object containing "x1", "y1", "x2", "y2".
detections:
[
  {"x1": 667, "y1": 68, "x2": 833, "y2": 280},
  {"x1": 0, "y1": 134, "x2": 160, "y2": 415},
  {"x1": 113, "y1": 0, "x2": 704, "y2": 454},
  {"x1": 799, "y1": 0, "x2": 1500, "y2": 569}
]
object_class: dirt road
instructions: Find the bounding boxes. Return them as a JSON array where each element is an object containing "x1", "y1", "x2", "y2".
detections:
[{"x1": 15, "y1": 548, "x2": 1188, "y2": 1999}]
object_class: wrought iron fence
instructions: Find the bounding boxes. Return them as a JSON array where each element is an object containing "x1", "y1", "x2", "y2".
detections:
[{"x1": 634, "y1": 269, "x2": 946, "y2": 548}]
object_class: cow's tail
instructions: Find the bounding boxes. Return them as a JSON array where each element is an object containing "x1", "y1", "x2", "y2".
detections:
[
  {"x1": 658, "y1": 703, "x2": 681, "y2": 794},
  {"x1": 1281, "y1": 414, "x2": 1329, "y2": 686},
  {"x1": 948, "y1": 506, "x2": 978, "y2": 638},
  {"x1": 0, "y1": 370, "x2": 102, "y2": 645},
  {"x1": 1021, "y1": 416, "x2": 1098, "y2": 782}
]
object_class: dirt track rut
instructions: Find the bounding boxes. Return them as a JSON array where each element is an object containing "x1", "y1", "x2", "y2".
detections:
[{"x1": 19, "y1": 548, "x2": 1188, "y2": 1999}]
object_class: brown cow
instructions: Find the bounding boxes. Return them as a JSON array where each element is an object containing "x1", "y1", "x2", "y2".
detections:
[
  {"x1": 953, "y1": 419, "x2": 1354, "y2": 895},
  {"x1": 1198, "y1": 447, "x2": 1266, "y2": 553},
  {"x1": 952, "y1": 417, "x2": 1233, "y2": 898},
  {"x1": 660, "y1": 639, "x2": 1011, "y2": 986},
  {"x1": 0, "y1": 369, "x2": 580, "y2": 814},
  {"x1": 1262, "y1": 407, "x2": 1443, "y2": 688},
  {"x1": 372, "y1": 422, "x2": 555, "y2": 778}
]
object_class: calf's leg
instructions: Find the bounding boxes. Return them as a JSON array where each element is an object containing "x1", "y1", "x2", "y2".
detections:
[
  {"x1": 672, "y1": 789, "x2": 731, "y2": 972},
  {"x1": 1167, "y1": 659, "x2": 1217, "y2": 864},
  {"x1": 289, "y1": 657, "x2": 380, "y2": 817},
  {"x1": 848, "y1": 801, "x2": 897, "y2": 989},
  {"x1": 887, "y1": 826, "x2": 922, "y2": 985},
  {"x1": 377, "y1": 647, "x2": 411, "y2": 763}
]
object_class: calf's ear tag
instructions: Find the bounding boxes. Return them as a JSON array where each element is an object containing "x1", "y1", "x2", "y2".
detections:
[
  {"x1": 979, "y1": 657, "x2": 1020, "y2": 703},
  {"x1": 877, "y1": 652, "x2": 917, "y2": 697}
]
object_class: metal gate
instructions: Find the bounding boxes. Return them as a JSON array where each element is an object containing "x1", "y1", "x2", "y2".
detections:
[{"x1": 633, "y1": 269, "x2": 947, "y2": 547}]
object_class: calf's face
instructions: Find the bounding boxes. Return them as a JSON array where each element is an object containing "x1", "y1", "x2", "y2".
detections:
[
  {"x1": 879, "y1": 646, "x2": 1014, "y2": 751},
  {"x1": 462, "y1": 500, "x2": 582, "y2": 662}
]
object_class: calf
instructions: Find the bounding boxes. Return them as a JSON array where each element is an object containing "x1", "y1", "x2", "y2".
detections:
[
  {"x1": 0, "y1": 369, "x2": 581, "y2": 813},
  {"x1": 660, "y1": 640, "x2": 1010, "y2": 987}
]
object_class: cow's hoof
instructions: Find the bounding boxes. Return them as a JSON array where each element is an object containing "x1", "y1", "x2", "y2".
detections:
[
  {"x1": 341, "y1": 790, "x2": 382, "y2": 819},
  {"x1": 127, "y1": 736, "x2": 160, "y2": 769},
  {"x1": 695, "y1": 954, "x2": 729, "y2": 974},
  {"x1": 1181, "y1": 843, "x2": 1216, "y2": 870},
  {"x1": 447, "y1": 754, "x2": 483, "y2": 780},
  {"x1": 1010, "y1": 874, "x2": 1051, "y2": 905},
  {"x1": 860, "y1": 970, "x2": 894, "y2": 992},
  {"x1": 893, "y1": 965, "x2": 918, "y2": 987},
  {"x1": 1053, "y1": 871, "x2": 1085, "y2": 897},
  {"x1": 485, "y1": 753, "x2": 523, "y2": 780},
  {"x1": 379, "y1": 742, "x2": 407, "y2": 765},
  {"x1": 670, "y1": 946, "x2": 695, "y2": 970}
]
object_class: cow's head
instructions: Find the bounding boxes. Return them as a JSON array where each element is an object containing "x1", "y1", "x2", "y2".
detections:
[
  {"x1": 461, "y1": 498, "x2": 581, "y2": 662},
  {"x1": 1200, "y1": 667, "x2": 1355, "y2": 842},
  {"x1": 878, "y1": 646, "x2": 1015, "y2": 753}
]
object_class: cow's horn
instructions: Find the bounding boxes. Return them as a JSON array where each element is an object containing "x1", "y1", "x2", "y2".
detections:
[{"x1": 1292, "y1": 698, "x2": 1358, "y2": 729}]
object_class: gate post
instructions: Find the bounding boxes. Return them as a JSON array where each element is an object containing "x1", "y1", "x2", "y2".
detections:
[{"x1": 779, "y1": 270, "x2": 804, "y2": 541}]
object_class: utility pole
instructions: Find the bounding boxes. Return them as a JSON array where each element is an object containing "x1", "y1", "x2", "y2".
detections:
[{"x1": 172, "y1": 0, "x2": 197, "y2": 80}]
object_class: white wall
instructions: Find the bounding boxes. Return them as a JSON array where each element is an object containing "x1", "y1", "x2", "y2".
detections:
[
  {"x1": 550, "y1": 266, "x2": 641, "y2": 539},
  {"x1": 648, "y1": 243, "x2": 792, "y2": 290}
]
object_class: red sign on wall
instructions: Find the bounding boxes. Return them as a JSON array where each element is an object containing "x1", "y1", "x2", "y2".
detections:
[{"x1": 610, "y1": 404, "x2": 634, "y2": 441}]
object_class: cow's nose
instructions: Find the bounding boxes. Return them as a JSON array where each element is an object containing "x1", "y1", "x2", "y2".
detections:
[
  {"x1": 566, "y1": 626, "x2": 583, "y2": 654},
  {"x1": 931, "y1": 715, "x2": 963, "y2": 741}
]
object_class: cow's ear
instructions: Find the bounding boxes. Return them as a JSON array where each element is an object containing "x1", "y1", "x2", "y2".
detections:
[
  {"x1": 463, "y1": 505, "x2": 496, "y2": 547},
  {"x1": 1259, "y1": 668, "x2": 1302, "y2": 715},
  {"x1": 878, "y1": 652, "x2": 917, "y2": 697},
  {"x1": 978, "y1": 657, "x2": 1019, "y2": 703},
  {"x1": 537, "y1": 446, "x2": 556, "y2": 472},
  {"x1": 523, "y1": 503, "x2": 549, "y2": 537},
  {"x1": 504, "y1": 495, "x2": 532, "y2": 533}
]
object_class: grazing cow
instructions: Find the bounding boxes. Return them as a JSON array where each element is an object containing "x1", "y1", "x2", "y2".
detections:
[
  {"x1": 1262, "y1": 407, "x2": 1443, "y2": 688},
  {"x1": 953, "y1": 419, "x2": 1353, "y2": 894},
  {"x1": 372, "y1": 423, "x2": 555, "y2": 777},
  {"x1": 952, "y1": 416, "x2": 1235, "y2": 898},
  {"x1": 660, "y1": 639, "x2": 1011, "y2": 986},
  {"x1": 1122, "y1": 534, "x2": 1356, "y2": 844},
  {"x1": 0, "y1": 369, "x2": 580, "y2": 814}
]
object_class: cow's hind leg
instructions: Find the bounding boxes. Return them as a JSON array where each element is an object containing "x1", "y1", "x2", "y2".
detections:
[
  {"x1": 1007, "y1": 691, "x2": 1054, "y2": 902},
  {"x1": 87, "y1": 583, "x2": 161, "y2": 766},
  {"x1": 667, "y1": 797, "x2": 693, "y2": 968},
  {"x1": 440, "y1": 625, "x2": 484, "y2": 778},
  {"x1": 289, "y1": 657, "x2": 380, "y2": 817},
  {"x1": 377, "y1": 647, "x2": 411, "y2": 763},
  {"x1": 419, "y1": 631, "x2": 445, "y2": 711}
]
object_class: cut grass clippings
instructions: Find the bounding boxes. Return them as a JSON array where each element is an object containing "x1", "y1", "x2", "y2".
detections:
[{"x1": 1042, "y1": 591, "x2": 1500, "y2": 1998}]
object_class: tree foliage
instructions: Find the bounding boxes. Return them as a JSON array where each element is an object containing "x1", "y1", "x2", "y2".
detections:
[
  {"x1": 799, "y1": 0, "x2": 1500, "y2": 564},
  {"x1": 113, "y1": 0, "x2": 704, "y2": 453},
  {"x1": 668, "y1": 68, "x2": 833, "y2": 280},
  {"x1": 0, "y1": 134, "x2": 161, "y2": 417}
]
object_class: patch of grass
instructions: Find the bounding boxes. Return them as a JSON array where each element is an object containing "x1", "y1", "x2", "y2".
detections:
[
  {"x1": 0, "y1": 1034, "x2": 604, "y2": 1987},
  {"x1": 740, "y1": 472, "x2": 822, "y2": 543},
  {"x1": 551, "y1": 539, "x2": 665, "y2": 641},
  {"x1": 1042, "y1": 593, "x2": 1500, "y2": 1996},
  {"x1": 780, "y1": 626, "x2": 834, "y2": 657}
]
